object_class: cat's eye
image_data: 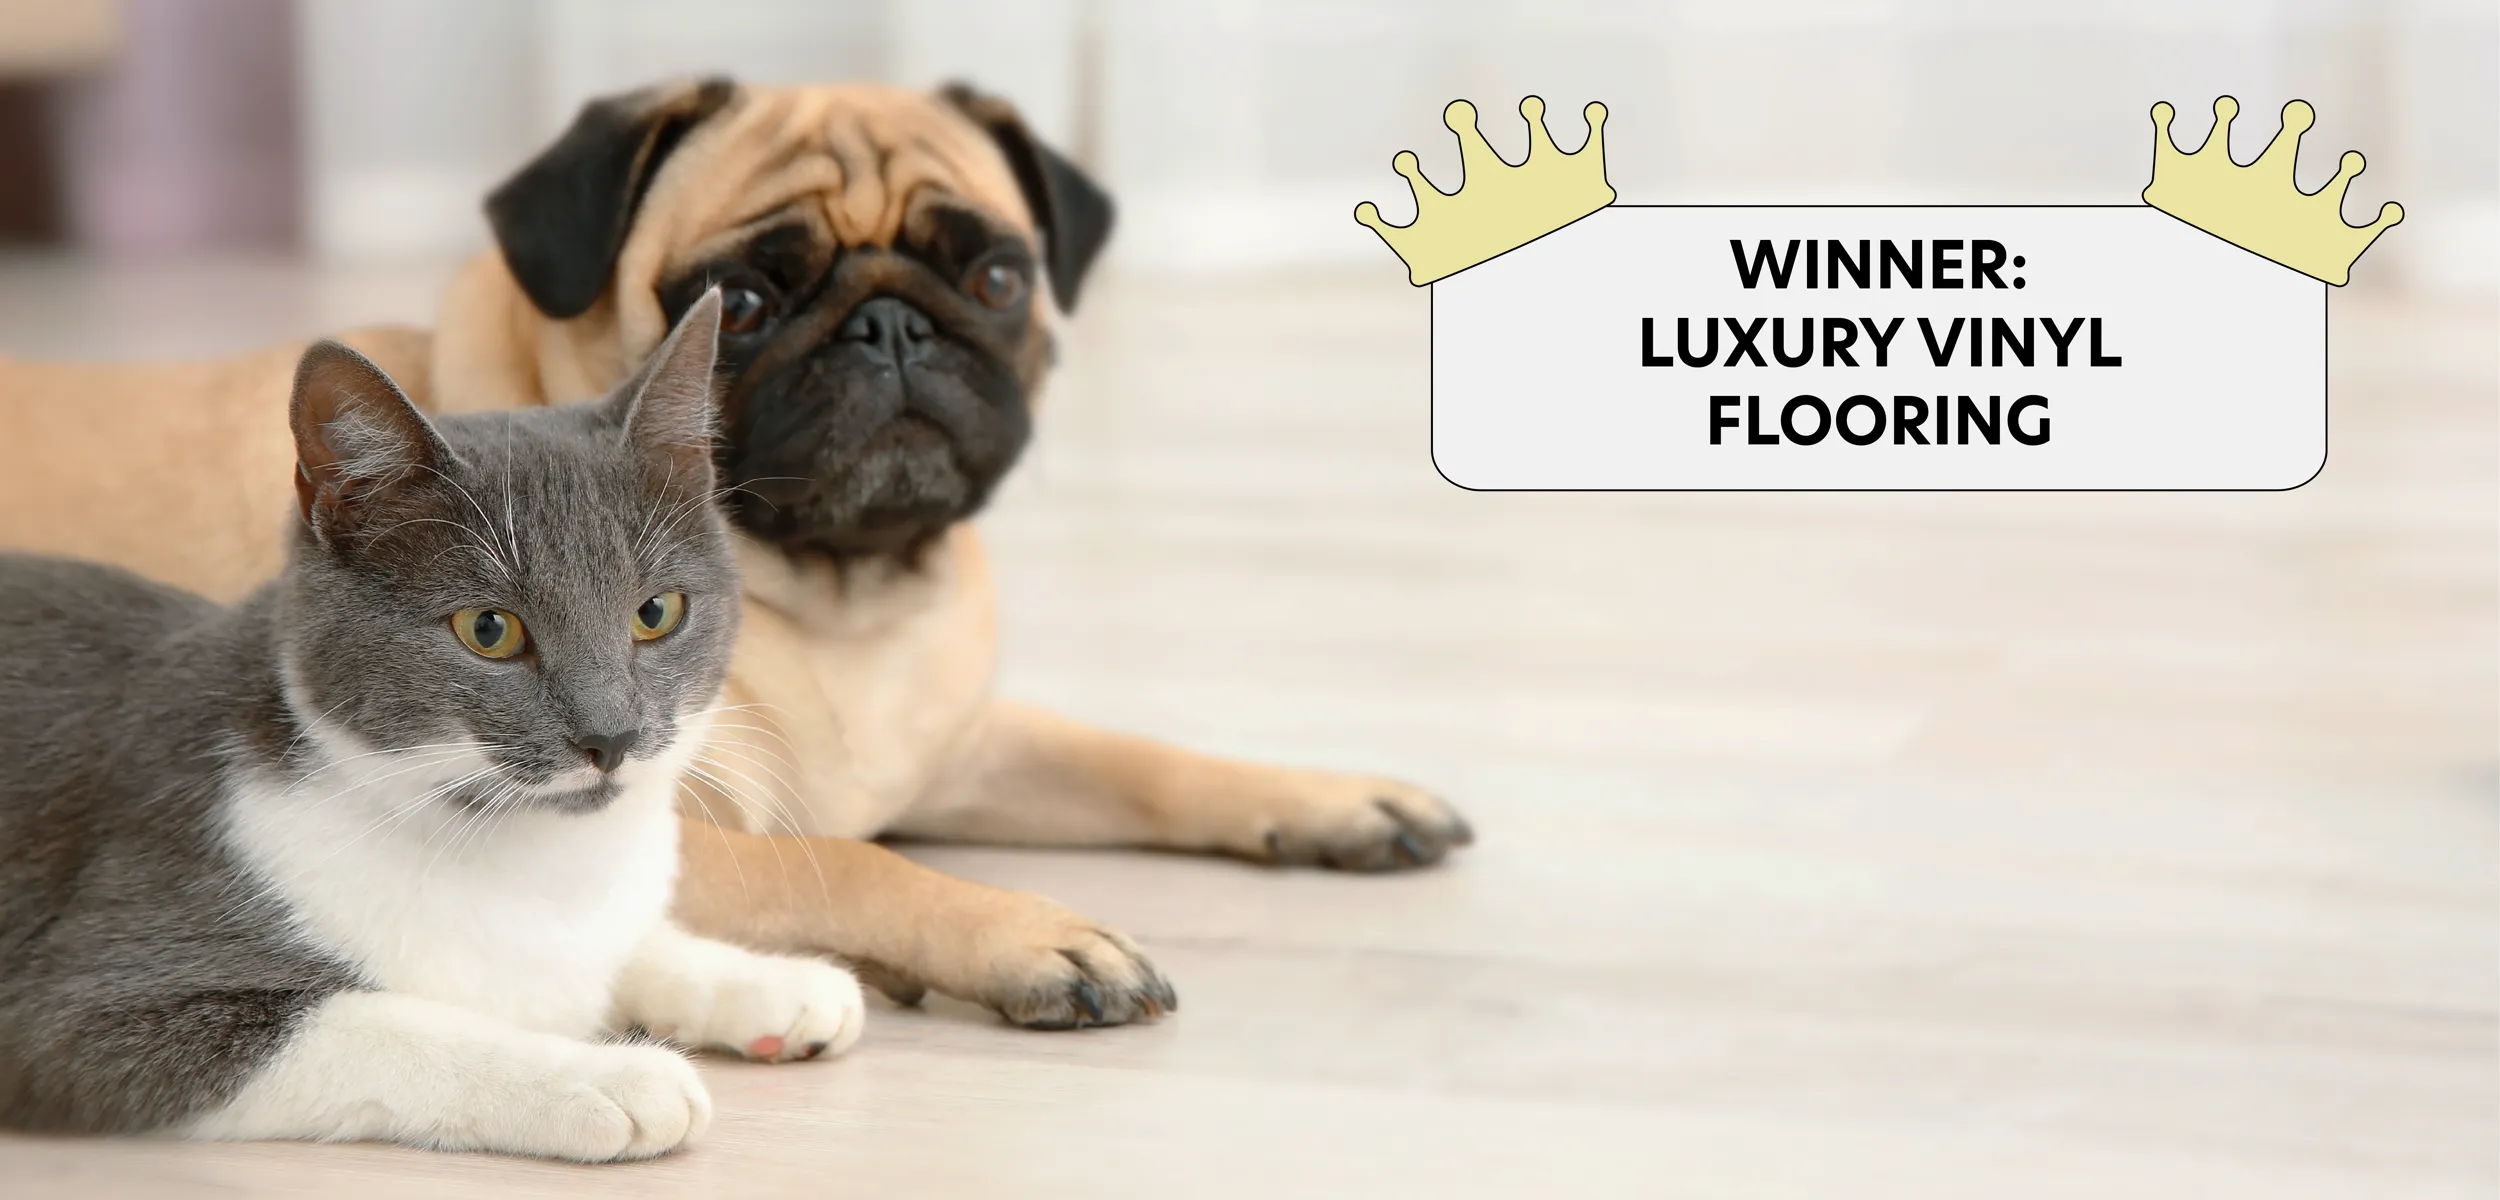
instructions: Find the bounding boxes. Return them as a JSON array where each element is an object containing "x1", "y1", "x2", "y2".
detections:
[
  {"x1": 633, "y1": 592, "x2": 686, "y2": 641},
  {"x1": 452, "y1": 608, "x2": 527, "y2": 659}
]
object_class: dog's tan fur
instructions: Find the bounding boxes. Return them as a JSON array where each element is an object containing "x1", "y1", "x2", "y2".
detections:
[
  {"x1": 0, "y1": 330, "x2": 432, "y2": 601},
  {"x1": 0, "y1": 82, "x2": 1466, "y2": 1027}
]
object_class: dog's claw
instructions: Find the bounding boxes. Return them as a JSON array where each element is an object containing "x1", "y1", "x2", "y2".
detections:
[
  {"x1": 963, "y1": 916, "x2": 1174, "y2": 1031},
  {"x1": 1243, "y1": 786, "x2": 1472, "y2": 872}
]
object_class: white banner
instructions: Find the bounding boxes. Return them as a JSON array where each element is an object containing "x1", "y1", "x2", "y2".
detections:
[{"x1": 1430, "y1": 206, "x2": 2327, "y2": 491}]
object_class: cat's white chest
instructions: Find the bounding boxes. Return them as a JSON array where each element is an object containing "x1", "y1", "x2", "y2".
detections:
[{"x1": 220, "y1": 739, "x2": 686, "y2": 1039}]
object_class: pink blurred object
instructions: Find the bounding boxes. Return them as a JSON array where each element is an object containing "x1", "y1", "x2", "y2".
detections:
[{"x1": 53, "y1": 0, "x2": 298, "y2": 255}]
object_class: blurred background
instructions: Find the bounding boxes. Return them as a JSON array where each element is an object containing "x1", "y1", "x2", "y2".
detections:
[
  {"x1": 0, "y1": 2, "x2": 2492, "y2": 1195},
  {"x1": 0, "y1": 0, "x2": 2490, "y2": 292}
]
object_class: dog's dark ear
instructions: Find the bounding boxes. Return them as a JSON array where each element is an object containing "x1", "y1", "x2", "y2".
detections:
[
  {"x1": 485, "y1": 77, "x2": 739, "y2": 320},
  {"x1": 941, "y1": 83, "x2": 1115, "y2": 313}
]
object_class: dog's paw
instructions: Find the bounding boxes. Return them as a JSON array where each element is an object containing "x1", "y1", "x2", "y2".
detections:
[
  {"x1": 619, "y1": 933, "x2": 868, "y2": 1062},
  {"x1": 516, "y1": 1041, "x2": 711, "y2": 1163},
  {"x1": 862, "y1": 893, "x2": 1176, "y2": 1031},
  {"x1": 1253, "y1": 775, "x2": 1474, "y2": 872}
]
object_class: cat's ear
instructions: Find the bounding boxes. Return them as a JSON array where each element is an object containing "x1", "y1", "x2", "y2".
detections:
[
  {"x1": 290, "y1": 340, "x2": 453, "y2": 540},
  {"x1": 614, "y1": 287, "x2": 723, "y2": 485}
]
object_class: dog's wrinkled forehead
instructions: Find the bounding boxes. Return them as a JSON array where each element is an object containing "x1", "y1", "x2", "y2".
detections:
[
  {"x1": 612, "y1": 86, "x2": 1032, "y2": 346},
  {"x1": 642, "y1": 84, "x2": 1033, "y2": 260}
]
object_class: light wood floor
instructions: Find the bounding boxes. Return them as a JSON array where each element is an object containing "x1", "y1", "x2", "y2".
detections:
[{"x1": 0, "y1": 258, "x2": 2491, "y2": 1198}]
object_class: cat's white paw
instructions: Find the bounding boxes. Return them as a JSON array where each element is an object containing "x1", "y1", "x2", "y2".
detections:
[
  {"x1": 514, "y1": 1041, "x2": 713, "y2": 1162},
  {"x1": 188, "y1": 991, "x2": 713, "y2": 1164},
  {"x1": 623, "y1": 941, "x2": 867, "y2": 1063}
]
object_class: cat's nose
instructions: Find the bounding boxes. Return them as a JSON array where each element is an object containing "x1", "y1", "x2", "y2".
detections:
[{"x1": 573, "y1": 729, "x2": 640, "y2": 774}]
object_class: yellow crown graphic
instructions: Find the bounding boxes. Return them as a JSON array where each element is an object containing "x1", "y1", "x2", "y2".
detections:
[
  {"x1": 1355, "y1": 97, "x2": 1614, "y2": 286},
  {"x1": 2144, "y1": 96, "x2": 2402, "y2": 286}
]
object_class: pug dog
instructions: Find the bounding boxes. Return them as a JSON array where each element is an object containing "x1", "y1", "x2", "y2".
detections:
[{"x1": 0, "y1": 79, "x2": 1473, "y2": 1029}]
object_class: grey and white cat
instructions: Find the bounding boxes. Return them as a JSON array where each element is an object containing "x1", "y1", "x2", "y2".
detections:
[{"x1": 0, "y1": 290, "x2": 863, "y2": 1161}]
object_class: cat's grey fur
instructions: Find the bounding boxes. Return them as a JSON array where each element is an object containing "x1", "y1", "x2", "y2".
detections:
[
  {"x1": 0, "y1": 291, "x2": 856, "y2": 1155},
  {"x1": 0, "y1": 557, "x2": 358, "y2": 1131}
]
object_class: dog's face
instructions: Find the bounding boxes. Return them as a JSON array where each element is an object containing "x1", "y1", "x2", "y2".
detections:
[{"x1": 482, "y1": 80, "x2": 1113, "y2": 562}]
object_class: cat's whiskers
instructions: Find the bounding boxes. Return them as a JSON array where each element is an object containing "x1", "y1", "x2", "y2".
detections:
[
  {"x1": 414, "y1": 541, "x2": 503, "y2": 579},
  {"x1": 697, "y1": 715, "x2": 799, "y2": 754},
  {"x1": 638, "y1": 477, "x2": 805, "y2": 565},
  {"x1": 695, "y1": 707, "x2": 805, "y2": 770},
  {"x1": 685, "y1": 710, "x2": 801, "y2": 796},
  {"x1": 205, "y1": 754, "x2": 503, "y2": 928},
  {"x1": 642, "y1": 473, "x2": 806, "y2": 558},
  {"x1": 697, "y1": 701, "x2": 883, "y2": 827},
  {"x1": 699, "y1": 700, "x2": 801, "y2": 735},
  {"x1": 295, "y1": 738, "x2": 485, "y2": 779},
  {"x1": 500, "y1": 418, "x2": 525, "y2": 577},
  {"x1": 693, "y1": 735, "x2": 804, "y2": 804},
  {"x1": 273, "y1": 753, "x2": 491, "y2": 835},
  {"x1": 679, "y1": 760, "x2": 830, "y2": 902},
  {"x1": 684, "y1": 762, "x2": 832, "y2": 905},
  {"x1": 637, "y1": 488, "x2": 728, "y2": 562},
  {"x1": 285, "y1": 744, "x2": 489, "y2": 818},
  {"x1": 415, "y1": 763, "x2": 530, "y2": 880},
  {"x1": 433, "y1": 770, "x2": 534, "y2": 874},
  {"x1": 627, "y1": 458, "x2": 687, "y2": 565},
  {"x1": 360, "y1": 515, "x2": 518, "y2": 587},
  {"x1": 360, "y1": 762, "x2": 505, "y2": 850},
  {"x1": 674, "y1": 788, "x2": 752, "y2": 904},
  {"x1": 685, "y1": 752, "x2": 797, "y2": 828},
  {"x1": 679, "y1": 761, "x2": 812, "y2": 902},
  {"x1": 273, "y1": 694, "x2": 356, "y2": 762},
  {"x1": 297, "y1": 758, "x2": 511, "y2": 882},
  {"x1": 690, "y1": 735, "x2": 795, "y2": 790},
  {"x1": 406, "y1": 461, "x2": 519, "y2": 585},
  {"x1": 284, "y1": 749, "x2": 500, "y2": 871},
  {"x1": 709, "y1": 476, "x2": 811, "y2": 510}
]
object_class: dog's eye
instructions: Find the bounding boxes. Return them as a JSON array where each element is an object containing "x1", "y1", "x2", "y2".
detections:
[
  {"x1": 968, "y1": 263, "x2": 1027, "y2": 309},
  {"x1": 718, "y1": 286, "x2": 773, "y2": 334}
]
